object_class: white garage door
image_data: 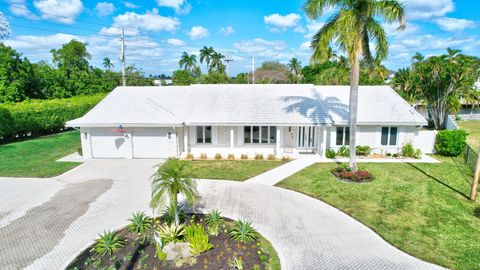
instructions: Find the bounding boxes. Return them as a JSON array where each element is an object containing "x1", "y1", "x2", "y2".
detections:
[
  {"x1": 132, "y1": 128, "x2": 176, "y2": 158},
  {"x1": 90, "y1": 129, "x2": 130, "y2": 158}
]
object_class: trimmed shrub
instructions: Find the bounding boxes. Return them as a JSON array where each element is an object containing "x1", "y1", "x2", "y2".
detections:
[
  {"x1": 337, "y1": 145, "x2": 350, "y2": 157},
  {"x1": 200, "y1": 153, "x2": 207, "y2": 159},
  {"x1": 227, "y1": 153, "x2": 235, "y2": 160},
  {"x1": 254, "y1": 154, "x2": 264, "y2": 160},
  {"x1": 326, "y1": 149, "x2": 336, "y2": 158},
  {"x1": 434, "y1": 130, "x2": 468, "y2": 156},
  {"x1": 0, "y1": 94, "x2": 105, "y2": 143},
  {"x1": 214, "y1": 153, "x2": 222, "y2": 160},
  {"x1": 402, "y1": 143, "x2": 422, "y2": 159},
  {"x1": 355, "y1": 145, "x2": 371, "y2": 156},
  {"x1": 267, "y1": 154, "x2": 276, "y2": 160},
  {"x1": 240, "y1": 153, "x2": 248, "y2": 159}
]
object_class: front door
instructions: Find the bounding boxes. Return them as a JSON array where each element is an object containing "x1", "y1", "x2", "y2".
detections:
[{"x1": 298, "y1": 126, "x2": 316, "y2": 148}]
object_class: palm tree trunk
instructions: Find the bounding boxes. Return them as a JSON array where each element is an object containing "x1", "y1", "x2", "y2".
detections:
[
  {"x1": 349, "y1": 54, "x2": 360, "y2": 171},
  {"x1": 170, "y1": 192, "x2": 179, "y2": 226}
]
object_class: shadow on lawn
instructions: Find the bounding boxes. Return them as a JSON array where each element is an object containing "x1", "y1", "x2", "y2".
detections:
[{"x1": 407, "y1": 162, "x2": 470, "y2": 200}]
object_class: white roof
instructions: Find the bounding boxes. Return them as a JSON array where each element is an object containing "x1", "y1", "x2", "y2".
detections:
[{"x1": 66, "y1": 84, "x2": 427, "y2": 127}]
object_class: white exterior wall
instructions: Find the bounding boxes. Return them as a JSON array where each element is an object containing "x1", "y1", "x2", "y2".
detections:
[
  {"x1": 414, "y1": 130, "x2": 438, "y2": 154},
  {"x1": 327, "y1": 125, "x2": 425, "y2": 154}
]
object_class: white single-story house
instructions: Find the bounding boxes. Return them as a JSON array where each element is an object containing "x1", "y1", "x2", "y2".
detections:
[{"x1": 66, "y1": 84, "x2": 429, "y2": 159}]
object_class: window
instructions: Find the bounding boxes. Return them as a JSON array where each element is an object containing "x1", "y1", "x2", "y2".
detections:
[
  {"x1": 298, "y1": 127, "x2": 316, "y2": 147},
  {"x1": 244, "y1": 126, "x2": 277, "y2": 144},
  {"x1": 336, "y1": 127, "x2": 349, "y2": 146},
  {"x1": 196, "y1": 126, "x2": 212, "y2": 143},
  {"x1": 381, "y1": 127, "x2": 398, "y2": 146}
]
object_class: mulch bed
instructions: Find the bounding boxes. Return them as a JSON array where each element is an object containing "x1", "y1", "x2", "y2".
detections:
[
  {"x1": 67, "y1": 214, "x2": 269, "y2": 270},
  {"x1": 331, "y1": 168, "x2": 374, "y2": 183}
]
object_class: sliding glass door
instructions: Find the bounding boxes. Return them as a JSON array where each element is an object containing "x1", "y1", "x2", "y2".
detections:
[{"x1": 298, "y1": 126, "x2": 316, "y2": 148}]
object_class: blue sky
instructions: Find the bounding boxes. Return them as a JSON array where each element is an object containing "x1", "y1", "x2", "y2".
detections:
[{"x1": 1, "y1": 0, "x2": 480, "y2": 76}]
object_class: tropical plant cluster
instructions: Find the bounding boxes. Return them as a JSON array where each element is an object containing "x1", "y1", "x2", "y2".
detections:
[
  {"x1": 401, "y1": 143, "x2": 422, "y2": 159},
  {"x1": 0, "y1": 94, "x2": 104, "y2": 143},
  {"x1": 434, "y1": 129, "x2": 468, "y2": 156},
  {"x1": 67, "y1": 210, "x2": 275, "y2": 270}
]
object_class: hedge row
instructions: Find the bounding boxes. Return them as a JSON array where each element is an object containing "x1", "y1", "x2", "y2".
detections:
[{"x1": 0, "y1": 94, "x2": 105, "y2": 142}]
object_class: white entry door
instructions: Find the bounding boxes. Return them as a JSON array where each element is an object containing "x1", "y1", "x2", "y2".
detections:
[{"x1": 298, "y1": 126, "x2": 316, "y2": 148}]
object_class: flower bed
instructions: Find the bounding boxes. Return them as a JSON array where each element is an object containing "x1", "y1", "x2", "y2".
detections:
[
  {"x1": 66, "y1": 212, "x2": 279, "y2": 270},
  {"x1": 331, "y1": 167, "x2": 374, "y2": 183}
]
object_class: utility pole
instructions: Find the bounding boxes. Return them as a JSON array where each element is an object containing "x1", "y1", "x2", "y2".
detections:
[
  {"x1": 120, "y1": 28, "x2": 126, "y2": 86},
  {"x1": 252, "y1": 56, "x2": 255, "y2": 84},
  {"x1": 224, "y1": 53, "x2": 233, "y2": 76},
  {"x1": 470, "y1": 147, "x2": 480, "y2": 200}
]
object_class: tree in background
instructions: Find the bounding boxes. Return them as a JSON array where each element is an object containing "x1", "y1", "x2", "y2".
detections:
[
  {"x1": 304, "y1": 0, "x2": 406, "y2": 171},
  {"x1": 102, "y1": 57, "x2": 114, "y2": 70},
  {"x1": 411, "y1": 49, "x2": 480, "y2": 129},
  {"x1": 179, "y1": 52, "x2": 197, "y2": 72},
  {"x1": 199, "y1": 46, "x2": 215, "y2": 71},
  {"x1": 255, "y1": 61, "x2": 291, "y2": 83},
  {"x1": 288, "y1": 58, "x2": 302, "y2": 83},
  {"x1": 210, "y1": 51, "x2": 225, "y2": 73},
  {"x1": 0, "y1": 12, "x2": 9, "y2": 40},
  {"x1": 392, "y1": 67, "x2": 418, "y2": 103},
  {"x1": 0, "y1": 44, "x2": 37, "y2": 102},
  {"x1": 172, "y1": 70, "x2": 195, "y2": 85}
]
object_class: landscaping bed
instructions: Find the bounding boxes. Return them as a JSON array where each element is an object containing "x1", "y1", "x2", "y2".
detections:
[
  {"x1": 67, "y1": 213, "x2": 279, "y2": 270},
  {"x1": 277, "y1": 156, "x2": 480, "y2": 270},
  {"x1": 172, "y1": 159, "x2": 288, "y2": 181}
]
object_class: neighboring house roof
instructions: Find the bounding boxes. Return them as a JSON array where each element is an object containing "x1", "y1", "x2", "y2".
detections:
[{"x1": 66, "y1": 84, "x2": 427, "y2": 127}]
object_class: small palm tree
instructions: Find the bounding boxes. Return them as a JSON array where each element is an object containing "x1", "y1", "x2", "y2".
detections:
[
  {"x1": 179, "y1": 52, "x2": 197, "y2": 72},
  {"x1": 150, "y1": 159, "x2": 198, "y2": 226},
  {"x1": 199, "y1": 46, "x2": 215, "y2": 70},
  {"x1": 210, "y1": 52, "x2": 225, "y2": 72},
  {"x1": 304, "y1": 0, "x2": 406, "y2": 171},
  {"x1": 287, "y1": 58, "x2": 302, "y2": 83},
  {"x1": 102, "y1": 57, "x2": 114, "y2": 70}
]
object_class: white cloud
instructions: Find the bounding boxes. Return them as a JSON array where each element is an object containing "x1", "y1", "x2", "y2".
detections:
[
  {"x1": 7, "y1": 0, "x2": 39, "y2": 19},
  {"x1": 95, "y1": 2, "x2": 115, "y2": 17},
  {"x1": 100, "y1": 9, "x2": 180, "y2": 35},
  {"x1": 166, "y1": 38, "x2": 186, "y2": 46},
  {"x1": 4, "y1": 33, "x2": 77, "y2": 51},
  {"x1": 264, "y1": 13, "x2": 301, "y2": 32},
  {"x1": 233, "y1": 38, "x2": 287, "y2": 56},
  {"x1": 300, "y1": 41, "x2": 311, "y2": 51},
  {"x1": 33, "y1": 0, "x2": 83, "y2": 24},
  {"x1": 402, "y1": 0, "x2": 454, "y2": 20},
  {"x1": 218, "y1": 26, "x2": 234, "y2": 36},
  {"x1": 188, "y1": 25, "x2": 209, "y2": 40},
  {"x1": 434, "y1": 17, "x2": 476, "y2": 31},
  {"x1": 156, "y1": 0, "x2": 191, "y2": 15},
  {"x1": 294, "y1": 26, "x2": 306, "y2": 33},
  {"x1": 123, "y1": 1, "x2": 139, "y2": 9}
]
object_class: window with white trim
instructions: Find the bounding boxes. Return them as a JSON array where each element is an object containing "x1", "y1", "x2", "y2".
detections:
[
  {"x1": 244, "y1": 126, "x2": 276, "y2": 144},
  {"x1": 381, "y1": 127, "x2": 397, "y2": 146},
  {"x1": 336, "y1": 127, "x2": 350, "y2": 145},
  {"x1": 196, "y1": 126, "x2": 212, "y2": 143}
]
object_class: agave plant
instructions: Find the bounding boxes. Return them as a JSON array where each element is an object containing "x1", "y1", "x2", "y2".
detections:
[
  {"x1": 229, "y1": 220, "x2": 257, "y2": 243},
  {"x1": 127, "y1": 211, "x2": 152, "y2": 244},
  {"x1": 94, "y1": 231, "x2": 124, "y2": 256},
  {"x1": 205, "y1": 210, "x2": 224, "y2": 236},
  {"x1": 158, "y1": 223, "x2": 185, "y2": 244}
]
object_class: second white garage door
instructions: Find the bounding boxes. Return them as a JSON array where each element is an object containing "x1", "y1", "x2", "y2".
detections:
[{"x1": 132, "y1": 128, "x2": 177, "y2": 158}]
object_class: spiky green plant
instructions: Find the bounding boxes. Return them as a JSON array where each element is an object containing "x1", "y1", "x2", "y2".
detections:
[
  {"x1": 229, "y1": 220, "x2": 257, "y2": 243},
  {"x1": 228, "y1": 257, "x2": 243, "y2": 270},
  {"x1": 205, "y1": 210, "x2": 224, "y2": 236},
  {"x1": 94, "y1": 231, "x2": 124, "y2": 256},
  {"x1": 127, "y1": 211, "x2": 152, "y2": 244},
  {"x1": 158, "y1": 223, "x2": 185, "y2": 244},
  {"x1": 184, "y1": 223, "x2": 213, "y2": 255}
]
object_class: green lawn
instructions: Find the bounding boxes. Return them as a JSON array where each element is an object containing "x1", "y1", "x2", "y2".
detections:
[
  {"x1": 175, "y1": 160, "x2": 287, "y2": 181},
  {"x1": 277, "y1": 156, "x2": 480, "y2": 270},
  {"x1": 0, "y1": 131, "x2": 81, "y2": 177},
  {"x1": 458, "y1": 120, "x2": 480, "y2": 150}
]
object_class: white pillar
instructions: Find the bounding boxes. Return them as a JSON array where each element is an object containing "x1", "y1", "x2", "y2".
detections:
[
  {"x1": 230, "y1": 128, "x2": 234, "y2": 149},
  {"x1": 276, "y1": 127, "x2": 281, "y2": 155},
  {"x1": 321, "y1": 127, "x2": 328, "y2": 157},
  {"x1": 183, "y1": 127, "x2": 188, "y2": 153}
]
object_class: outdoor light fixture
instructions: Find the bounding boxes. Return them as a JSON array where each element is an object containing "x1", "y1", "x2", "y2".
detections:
[
  {"x1": 84, "y1": 132, "x2": 87, "y2": 139},
  {"x1": 112, "y1": 125, "x2": 126, "y2": 133}
]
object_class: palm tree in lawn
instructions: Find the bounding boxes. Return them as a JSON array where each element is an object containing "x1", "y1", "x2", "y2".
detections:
[
  {"x1": 179, "y1": 52, "x2": 197, "y2": 72},
  {"x1": 150, "y1": 159, "x2": 198, "y2": 226},
  {"x1": 210, "y1": 51, "x2": 225, "y2": 72},
  {"x1": 199, "y1": 46, "x2": 215, "y2": 71},
  {"x1": 304, "y1": 0, "x2": 406, "y2": 171},
  {"x1": 102, "y1": 57, "x2": 114, "y2": 70},
  {"x1": 288, "y1": 58, "x2": 302, "y2": 83}
]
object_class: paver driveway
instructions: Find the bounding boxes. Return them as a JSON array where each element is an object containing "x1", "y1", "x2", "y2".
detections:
[{"x1": 0, "y1": 160, "x2": 443, "y2": 270}]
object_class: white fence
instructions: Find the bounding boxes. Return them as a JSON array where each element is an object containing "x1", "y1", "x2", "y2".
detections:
[
  {"x1": 414, "y1": 130, "x2": 438, "y2": 154},
  {"x1": 446, "y1": 115, "x2": 459, "y2": 130}
]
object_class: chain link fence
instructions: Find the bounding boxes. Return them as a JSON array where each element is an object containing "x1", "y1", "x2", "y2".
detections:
[{"x1": 464, "y1": 145, "x2": 479, "y2": 173}]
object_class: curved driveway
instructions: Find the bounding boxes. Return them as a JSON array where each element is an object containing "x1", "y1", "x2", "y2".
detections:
[{"x1": 0, "y1": 160, "x2": 444, "y2": 270}]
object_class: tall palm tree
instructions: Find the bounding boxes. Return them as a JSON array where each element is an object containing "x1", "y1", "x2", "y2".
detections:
[
  {"x1": 199, "y1": 46, "x2": 215, "y2": 71},
  {"x1": 150, "y1": 159, "x2": 198, "y2": 226},
  {"x1": 179, "y1": 52, "x2": 197, "y2": 72},
  {"x1": 411, "y1": 52, "x2": 424, "y2": 63},
  {"x1": 210, "y1": 52, "x2": 225, "y2": 72},
  {"x1": 288, "y1": 58, "x2": 302, "y2": 83},
  {"x1": 102, "y1": 57, "x2": 114, "y2": 70},
  {"x1": 304, "y1": 0, "x2": 406, "y2": 171}
]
